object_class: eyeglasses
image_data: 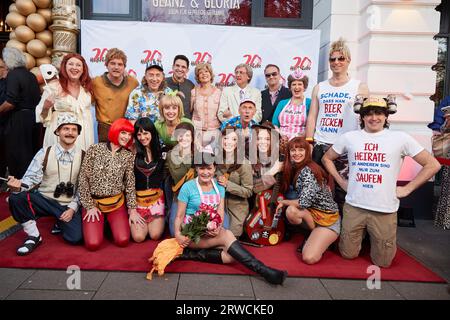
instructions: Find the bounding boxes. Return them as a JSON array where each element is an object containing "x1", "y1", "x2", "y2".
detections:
[
  {"x1": 235, "y1": 70, "x2": 247, "y2": 75},
  {"x1": 329, "y1": 56, "x2": 346, "y2": 63},
  {"x1": 265, "y1": 72, "x2": 278, "y2": 78}
]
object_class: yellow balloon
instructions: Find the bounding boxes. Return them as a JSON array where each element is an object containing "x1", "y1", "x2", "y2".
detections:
[
  {"x1": 6, "y1": 39, "x2": 26, "y2": 52},
  {"x1": 5, "y1": 12, "x2": 26, "y2": 29},
  {"x1": 32, "y1": 0, "x2": 52, "y2": 9},
  {"x1": 26, "y1": 13, "x2": 47, "y2": 33},
  {"x1": 36, "y1": 30, "x2": 52, "y2": 46},
  {"x1": 15, "y1": 25, "x2": 36, "y2": 43},
  {"x1": 37, "y1": 8, "x2": 52, "y2": 24},
  {"x1": 26, "y1": 39, "x2": 47, "y2": 58},
  {"x1": 46, "y1": 48, "x2": 53, "y2": 56},
  {"x1": 16, "y1": 0, "x2": 37, "y2": 16},
  {"x1": 9, "y1": 31, "x2": 17, "y2": 40},
  {"x1": 24, "y1": 52, "x2": 36, "y2": 69}
]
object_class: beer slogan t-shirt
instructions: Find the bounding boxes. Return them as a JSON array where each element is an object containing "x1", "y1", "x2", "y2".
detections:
[
  {"x1": 314, "y1": 79, "x2": 360, "y2": 144},
  {"x1": 332, "y1": 129, "x2": 424, "y2": 213}
]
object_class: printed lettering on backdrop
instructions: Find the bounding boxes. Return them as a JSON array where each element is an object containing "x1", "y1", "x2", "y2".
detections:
[
  {"x1": 81, "y1": 20, "x2": 320, "y2": 138},
  {"x1": 82, "y1": 20, "x2": 319, "y2": 92}
]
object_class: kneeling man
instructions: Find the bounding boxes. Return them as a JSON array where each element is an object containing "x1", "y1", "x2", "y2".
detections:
[
  {"x1": 322, "y1": 96, "x2": 441, "y2": 267},
  {"x1": 8, "y1": 113, "x2": 84, "y2": 255}
]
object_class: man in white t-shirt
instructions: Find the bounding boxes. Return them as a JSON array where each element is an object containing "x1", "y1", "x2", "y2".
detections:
[
  {"x1": 322, "y1": 96, "x2": 440, "y2": 267},
  {"x1": 305, "y1": 38, "x2": 369, "y2": 212}
]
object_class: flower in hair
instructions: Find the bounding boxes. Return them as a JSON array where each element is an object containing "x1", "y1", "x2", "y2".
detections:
[{"x1": 291, "y1": 69, "x2": 305, "y2": 80}]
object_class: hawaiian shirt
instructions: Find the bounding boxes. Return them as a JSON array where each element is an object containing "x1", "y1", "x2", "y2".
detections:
[{"x1": 124, "y1": 86, "x2": 173, "y2": 123}]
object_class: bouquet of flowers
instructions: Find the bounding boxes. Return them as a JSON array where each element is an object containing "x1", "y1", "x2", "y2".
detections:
[
  {"x1": 147, "y1": 203, "x2": 222, "y2": 280},
  {"x1": 181, "y1": 203, "x2": 222, "y2": 244}
]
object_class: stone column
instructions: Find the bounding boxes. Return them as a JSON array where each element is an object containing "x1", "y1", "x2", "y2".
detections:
[{"x1": 49, "y1": 0, "x2": 79, "y2": 68}]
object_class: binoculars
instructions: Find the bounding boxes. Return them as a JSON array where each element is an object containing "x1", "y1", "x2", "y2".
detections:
[{"x1": 54, "y1": 182, "x2": 75, "y2": 198}]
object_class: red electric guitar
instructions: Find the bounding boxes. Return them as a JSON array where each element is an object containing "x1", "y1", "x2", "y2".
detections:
[{"x1": 244, "y1": 175, "x2": 285, "y2": 246}]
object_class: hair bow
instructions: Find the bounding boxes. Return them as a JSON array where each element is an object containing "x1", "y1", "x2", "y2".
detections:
[
  {"x1": 167, "y1": 90, "x2": 179, "y2": 97},
  {"x1": 291, "y1": 69, "x2": 305, "y2": 80}
]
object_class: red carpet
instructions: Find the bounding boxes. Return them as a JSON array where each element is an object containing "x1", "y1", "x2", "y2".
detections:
[{"x1": 0, "y1": 217, "x2": 445, "y2": 283}]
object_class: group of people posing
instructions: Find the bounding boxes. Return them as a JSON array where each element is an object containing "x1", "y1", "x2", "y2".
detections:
[{"x1": 1, "y1": 38, "x2": 441, "y2": 286}]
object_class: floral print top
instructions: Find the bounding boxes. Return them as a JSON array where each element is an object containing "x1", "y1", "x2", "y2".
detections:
[{"x1": 124, "y1": 85, "x2": 173, "y2": 123}]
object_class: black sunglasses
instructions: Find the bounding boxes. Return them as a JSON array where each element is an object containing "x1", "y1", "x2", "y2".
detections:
[
  {"x1": 265, "y1": 72, "x2": 278, "y2": 78},
  {"x1": 329, "y1": 56, "x2": 346, "y2": 62}
]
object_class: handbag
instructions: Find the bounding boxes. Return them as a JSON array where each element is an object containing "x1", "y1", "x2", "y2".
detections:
[
  {"x1": 431, "y1": 132, "x2": 450, "y2": 159},
  {"x1": 93, "y1": 193, "x2": 125, "y2": 213}
]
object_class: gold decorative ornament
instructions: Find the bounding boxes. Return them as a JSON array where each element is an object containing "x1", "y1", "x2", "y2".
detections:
[
  {"x1": 9, "y1": 3, "x2": 19, "y2": 13},
  {"x1": 5, "y1": 12, "x2": 27, "y2": 28},
  {"x1": 15, "y1": 0, "x2": 37, "y2": 16},
  {"x1": 36, "y1": 56, "x2": 51, "y2": 66},
  {"x1": 24, "y1": 52, "x2": 36, "y2": 69},
  {"x1": 26, "y1": 38, "x2": 47, "y2": 58},
  {"x1": 33, "y1": 0, "x2": 52, "y2": 9},
  {"x1": 26, "y1": 13, "x2": 47, "y2": 32},
  {"x1": 14, "y1": 25, "x2": 36, "y2": 43},
  {"x1": 6, "y1": 39, "x2": 27, "y2": 52},
  {"x1": 50, "y1": 0, "x2": 79, "y2": 68},
  {"x1": 37, "y1": 8, "x2": 52, "y2": 24},
  {"x1": 36, "y1": 30, "x2": 52, "y2": 46}
]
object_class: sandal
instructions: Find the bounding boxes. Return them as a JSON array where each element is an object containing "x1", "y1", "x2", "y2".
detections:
[{"x1": 17, "y1": 235, "x2": 42, "y2": 256}]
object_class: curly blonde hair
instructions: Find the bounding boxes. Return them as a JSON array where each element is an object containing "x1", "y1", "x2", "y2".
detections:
[{"x1": 329, "y1": 38, "x2": 351, "y2": 61}]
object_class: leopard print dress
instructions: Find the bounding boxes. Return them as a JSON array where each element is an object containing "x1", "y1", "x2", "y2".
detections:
[{"x1": 434, "y1": 150, "x2": 449, "y2": 230}]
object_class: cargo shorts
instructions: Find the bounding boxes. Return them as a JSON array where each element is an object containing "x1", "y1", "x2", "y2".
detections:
[{"x1": 339, "y1": 202, "x2": 397, "y2": 268}]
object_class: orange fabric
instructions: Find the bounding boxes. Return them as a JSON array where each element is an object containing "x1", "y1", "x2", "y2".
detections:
[
  {"x1": 92, "y1": 75, "x2": 138, "y2": 124},
  {"x1": 93, "y1": 193, "x2": 124, "y2": 213},
  {"x1": 147, "y1": 238, "x2": 183, "y2": 280},
  {"x1": 309, "y1": 208, "x2": 339, "y2": 227},
  {"x1": 136, "y1": 188, "x2": 163, "y2": 207}
]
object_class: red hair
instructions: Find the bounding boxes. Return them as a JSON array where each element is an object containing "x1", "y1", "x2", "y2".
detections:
[
  {"x1": 280, "y1": 136, "x2": 329, "y2": 194},
  {"x1": 108, "y1": 118, "x2": 134, "y2": 149},
  {"x1": 59, "y1": 53, "x2": 93, "y2": 95}
]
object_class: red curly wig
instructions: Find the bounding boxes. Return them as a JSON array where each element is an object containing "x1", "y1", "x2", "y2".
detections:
[
  {"x1": 108, "y1": 118, "x2": 134, "y2": 149},
  {"x1": 59, "y1": 53, "x2": 93, "y2": 95}
]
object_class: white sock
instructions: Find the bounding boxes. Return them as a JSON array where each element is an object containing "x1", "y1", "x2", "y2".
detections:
[
  {"x1": 18, "y1": 221, "x2": 40, "y2": 254},
  {"x1": 22, "y1": 220, "x2": 40, "y2": 238}
]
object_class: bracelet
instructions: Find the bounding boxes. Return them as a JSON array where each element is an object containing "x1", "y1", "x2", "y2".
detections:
[{"x1": 305, "y1": 137, "x2": 314, "y2": 144}]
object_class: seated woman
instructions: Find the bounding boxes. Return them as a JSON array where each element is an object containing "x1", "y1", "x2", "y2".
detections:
[
  {"x1": 174, "y1": 153, "x2": 287, "y2": 285},
  {"x1": 166, "y1": 122, "x2": 196, "y2": 236},
  {"x1": 78, "y1": 118, "x2": 136, "y2": 251},
  {"x1": 131, "y1": 117, "x2": 165, "y2": 242},
  {"x1": 271, "y1": 70, "x2": 311, "y2": 141},
  {"x1": 277, "y1": 137, "x2": 340, "y2": 265},
  {"x1": 216, "y1": 125, "x2": 252, "y2": 237},
  {"x1": 155, "y1": 92, "x2": 192, "y2": 151}
]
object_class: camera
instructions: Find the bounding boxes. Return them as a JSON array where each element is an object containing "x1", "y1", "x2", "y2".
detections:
[{"x1": 54, "y1": 182, "x2": 75, "y2": 198}]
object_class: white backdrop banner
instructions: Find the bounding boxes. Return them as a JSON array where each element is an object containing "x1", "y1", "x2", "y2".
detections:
[{"x1": 81, "y1": 20, "x2": 320, "y2": 96}]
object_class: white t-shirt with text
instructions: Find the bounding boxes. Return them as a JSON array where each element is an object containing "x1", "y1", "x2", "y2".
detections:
[{"x1": 332, "y1": 129, "x2": 424, "y2": 213}]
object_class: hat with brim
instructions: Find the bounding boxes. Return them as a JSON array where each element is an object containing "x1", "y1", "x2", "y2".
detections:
[
  {"x1": 239, "y1": 97, "x2": 256, "y2": 107},
  {"x1": 54, "y1": 112, "x2": 82, "y2": 135},
  {"x1": 145, "y1": 59, "x2": 164, "y2": 72}
]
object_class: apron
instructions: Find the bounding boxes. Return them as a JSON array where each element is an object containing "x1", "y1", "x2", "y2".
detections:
[
  {"x1": 279, "y1": 98, "x2": 307, "y2": 140},
  {"x1": 183, "y1": 178, "x2": 221, "y2": 225}
]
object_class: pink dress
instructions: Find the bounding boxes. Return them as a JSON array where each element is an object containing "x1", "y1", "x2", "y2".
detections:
[{"x1": 278, "y1": 99, "x2": 307, "y2": 140}]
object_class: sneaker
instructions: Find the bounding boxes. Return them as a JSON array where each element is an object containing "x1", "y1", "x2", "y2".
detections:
[{"x1": 51, "y1": 223, "x2": 62, "y2": 235}]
